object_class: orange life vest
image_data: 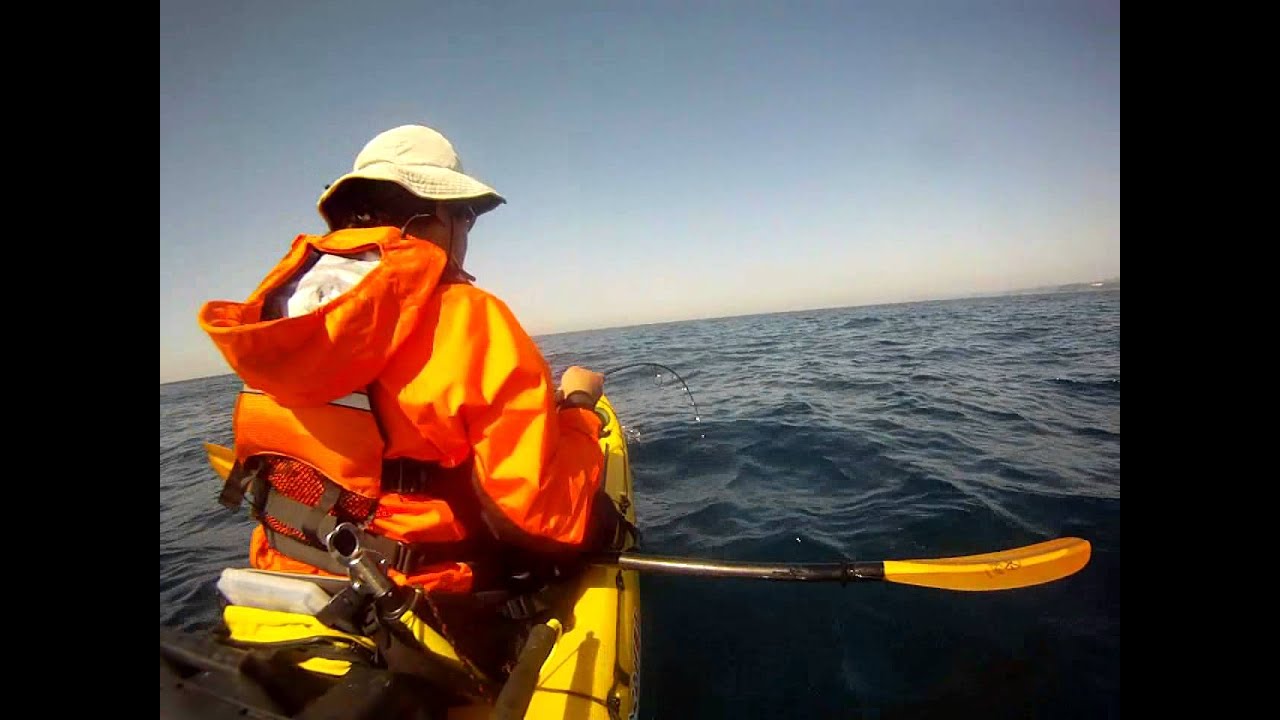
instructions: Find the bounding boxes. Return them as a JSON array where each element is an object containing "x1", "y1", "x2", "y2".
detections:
[
  {"x1": 199, "y1": 227, "x2": 604, "y2": 593},
  {"x1": 225, "y1": 383, "x2": 483, "y2": 592}
]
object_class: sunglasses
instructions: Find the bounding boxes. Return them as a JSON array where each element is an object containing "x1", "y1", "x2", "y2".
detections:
[
  {"x1": 398, "y1": 205, "x2": 477, "y2": 239},
  {"x1": 450, "y1": 204, "x2": 477, "y2": 230}
]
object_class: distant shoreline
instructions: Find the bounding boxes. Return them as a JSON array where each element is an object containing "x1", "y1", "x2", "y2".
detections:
[
  {"x1": 986, "y1": 278, "x2": 1120, "y2": 298},
  {"x1": 535, "y1": 279, "x2": 1121, "y2": 339}
]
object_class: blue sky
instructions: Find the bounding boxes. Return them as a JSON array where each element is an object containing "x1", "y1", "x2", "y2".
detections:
[{"x1": 160, "y1": 0, "x2": 1119, "y2": 383}]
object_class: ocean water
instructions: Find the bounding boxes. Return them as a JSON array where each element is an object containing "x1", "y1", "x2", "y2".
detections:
[{"x1": 160, "y1": 290, "x2": 1120, "y2": 719}]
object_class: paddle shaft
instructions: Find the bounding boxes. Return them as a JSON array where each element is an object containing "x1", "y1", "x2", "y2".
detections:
[{"x1": 603, "y1": 553, "x2": 885, "y2": 582}]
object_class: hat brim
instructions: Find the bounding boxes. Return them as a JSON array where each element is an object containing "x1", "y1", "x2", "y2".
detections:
[{"x1": 317, "y1": 162, "x2": 506, "y2": 226}]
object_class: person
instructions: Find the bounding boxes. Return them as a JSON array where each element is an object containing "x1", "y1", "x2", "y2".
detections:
[{"x1": 197, "y1": 123, "x2": 633, "y2": 679}]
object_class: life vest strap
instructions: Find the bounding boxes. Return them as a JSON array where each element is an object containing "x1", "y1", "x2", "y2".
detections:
[
  {"x1": 301, "y1": 483, "x2": 341, "y2": 541},
  {"x1": 264, "y1": 530, "x2": 349, "y2": 576},
  {"x1": 229, "y1": 453, "x2": 483, "y2": 576},
  {"x1": 263, "y1": 523, "x2": 479, "y2": 576},
  {"x1": 219, "y1": 458, "x2": 267, "y2": 513}
]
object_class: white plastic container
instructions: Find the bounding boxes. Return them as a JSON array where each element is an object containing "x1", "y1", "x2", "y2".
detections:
[{"x1": 216, "y1": 568, "x2": 333, "y2": 615}]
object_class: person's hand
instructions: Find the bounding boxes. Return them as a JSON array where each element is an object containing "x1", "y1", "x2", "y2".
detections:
[{"x1": 557, "y1": 366, "x2": 604, "y2": 409}]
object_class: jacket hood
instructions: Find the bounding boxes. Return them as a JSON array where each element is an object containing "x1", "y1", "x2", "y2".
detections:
[{"x1": 197, "y1": 227, "x2": 449, "y2": 407}]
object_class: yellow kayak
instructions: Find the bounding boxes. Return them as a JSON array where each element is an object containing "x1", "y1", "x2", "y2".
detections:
[
  {"x1": 452, "y1": 393, "x2": 640, "y2": 719},
  {"x1": 160, "y1": 394, "x2": 640, "y2": 720}
]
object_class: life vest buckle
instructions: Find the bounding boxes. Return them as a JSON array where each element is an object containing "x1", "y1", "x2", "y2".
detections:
[
  {"x1": 219, "y1": 458, "x2": 264, "y2": 512},
  {"x1": 381, "y1": 458, "x2": 438, "y2": 495}
]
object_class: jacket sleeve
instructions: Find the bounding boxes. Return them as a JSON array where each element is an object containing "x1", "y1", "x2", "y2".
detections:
[{"x1": 445, "y1": 290, "x2": 605, "y2": 551}]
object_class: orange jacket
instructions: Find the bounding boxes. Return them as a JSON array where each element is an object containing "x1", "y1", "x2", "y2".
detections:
[{"x1": 198, "y1": 227, "x2": 603, "y2": 592}]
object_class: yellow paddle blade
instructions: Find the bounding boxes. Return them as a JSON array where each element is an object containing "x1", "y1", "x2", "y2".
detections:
[
  {"x1": 205, "y1": 443, "x2": 234, "y2": 480},
  {"x1": 882, "y1": 537, "x2": 1091, "y2": 591}
]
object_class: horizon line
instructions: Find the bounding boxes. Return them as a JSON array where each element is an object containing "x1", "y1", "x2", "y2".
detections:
[{"x1": 162, "y1": 280, "x2": 1117, "y2": 386}]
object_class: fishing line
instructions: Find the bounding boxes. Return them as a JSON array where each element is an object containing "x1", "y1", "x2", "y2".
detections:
[{"x1": 601, "y1": 362, "x2": 702, "y2": 425}]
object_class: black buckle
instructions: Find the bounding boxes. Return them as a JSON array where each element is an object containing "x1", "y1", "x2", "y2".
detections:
[
  {"x1": 219, "y1": 458, "x2": 263, "y2": 511},
  {"x1": 382, "y1": 460, "x2": 432, "y2": 495},
  {"x1": 315, "y1": 585, "x2": 376, "y2": 636},
  {"x1": 500, "y1": 593, "x2": 544, "y2": 620},
  {"x1": 392, "y1": 543, "x2": 416, "y2": 574}
]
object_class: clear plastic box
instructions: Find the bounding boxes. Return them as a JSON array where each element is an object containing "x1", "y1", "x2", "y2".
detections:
[{"x1": 216, "y1": 568, "x2": 333, "y2": 615}]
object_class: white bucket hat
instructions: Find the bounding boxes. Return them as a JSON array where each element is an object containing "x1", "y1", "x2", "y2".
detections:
[{"x1": 317, "y1": 124, "x2": 506, "y2": 227}]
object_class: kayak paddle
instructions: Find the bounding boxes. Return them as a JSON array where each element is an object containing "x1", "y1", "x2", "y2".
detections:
[
  {"x1": 599, "y1": 537, "x2": 1090, "y2": 591},
  {"x1": 201, "y1": 442, "x2": 1089, "y2": 591},
  {"x1": 204, "y1": 442, "x2": 235, "y2": 480}
]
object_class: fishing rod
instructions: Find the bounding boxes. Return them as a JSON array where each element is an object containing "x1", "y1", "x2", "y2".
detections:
[{"x1": 600, "y1": 362, "x2": 702, "y2": 424}]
